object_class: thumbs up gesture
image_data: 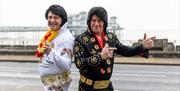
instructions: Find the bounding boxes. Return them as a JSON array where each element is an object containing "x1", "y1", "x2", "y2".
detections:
[{"x1": 142, "y1": 33, "x2": 156, "y2": 49}]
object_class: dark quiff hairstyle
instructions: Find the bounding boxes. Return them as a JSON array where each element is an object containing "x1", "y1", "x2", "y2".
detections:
[
  {"x1": 45, "y1": 4, "x2": 67, "y2": 27},
  {"x1": 87, "y1": 6, "x2": 108, "y2": 33}
]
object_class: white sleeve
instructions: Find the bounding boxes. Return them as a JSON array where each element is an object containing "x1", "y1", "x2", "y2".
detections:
[{"x1": 44, "y1": 39, "x2": 74, "y2": 72}]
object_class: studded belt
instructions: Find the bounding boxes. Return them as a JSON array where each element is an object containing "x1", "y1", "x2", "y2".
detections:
[
  {"x1": 80, "y1": 74, "x2": 110, "y2": 89},
  {"x1": 41, "y1": 71, "x2": 71, "y2": 86}
]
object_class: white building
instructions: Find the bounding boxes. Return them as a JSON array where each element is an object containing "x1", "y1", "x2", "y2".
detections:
[
  {"x1": 68, "y1": 11, "x2": 123, "y2": 39},
  {"x1": 0, "y1": 11, "x2": 123, "y2": 45}
]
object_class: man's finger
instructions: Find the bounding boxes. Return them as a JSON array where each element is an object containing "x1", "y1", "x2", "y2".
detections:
[
  {"x1": 150, "y1": 36, "x2": 156, "y2": 40},
  {"x1": 108, "y1": 47, "x2": 117, "y2": 51},
  {"x1": 105, "y1": 43, "x2": 109, "y2": 48},
  {"x1": 143, "y1": 33, "x2": 147, "y2": 40}
]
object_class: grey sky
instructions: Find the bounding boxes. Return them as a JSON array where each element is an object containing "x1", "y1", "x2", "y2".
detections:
[{"x1": 0, "y1": 0, "x2": 179, "y2": 44}]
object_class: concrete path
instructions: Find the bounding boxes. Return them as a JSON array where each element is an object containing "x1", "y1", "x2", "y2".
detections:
[{"x1": 0, "y1": 55, "x2": 179, "y2": 65}]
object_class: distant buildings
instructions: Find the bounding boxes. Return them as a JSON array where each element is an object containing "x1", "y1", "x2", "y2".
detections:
[
  {"x1": 0, "y1": 11, "x2": 123, "y2": 45},
  {"x1": 68, "y1": 11, "x2": 123, "y2": 40},
  {"x1": 68, "y1": 12, "x2": 87, "y2": 37}
]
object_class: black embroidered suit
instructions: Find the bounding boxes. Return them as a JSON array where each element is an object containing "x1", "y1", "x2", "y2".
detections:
[{"x1": 73, "y1": 30, "x2": 148, "y2": 91}]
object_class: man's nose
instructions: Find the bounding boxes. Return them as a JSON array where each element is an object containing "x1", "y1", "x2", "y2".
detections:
[
  {"x1": 94, "y1": 21, "x2": 99, "y2": 25},
  {"x1": 50, "y1": 18, "x2": 55, "y2": 22}
]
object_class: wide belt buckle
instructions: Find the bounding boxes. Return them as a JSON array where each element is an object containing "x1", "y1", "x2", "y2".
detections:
[
  {"x1": 41, "y1": 75, "x2": 56, "y2": 86},
  {"x1": 41, "y1": 71, "x2": 71, "y2": 86},
  {"x1": 93, "y1": 80, "x2": 110, "y2": 89},
  {"x1": 86, "y1": 79, "x2": 93, "y2": 85},
  {"x1": 80, "y1": 75, "x2": 86, "y2": 83},
  {"x1": 80, "y1": 75, "x2": 93, "y2": 85}
]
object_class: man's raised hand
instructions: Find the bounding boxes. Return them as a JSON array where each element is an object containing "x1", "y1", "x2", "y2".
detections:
[{"x1": 142, "y1": 33, "x2": 156, "y2": 49}]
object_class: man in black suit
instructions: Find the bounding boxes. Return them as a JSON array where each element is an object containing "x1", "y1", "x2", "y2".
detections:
[{"x1": 73, "y1": 6, "x2": 155, "y2": 91}]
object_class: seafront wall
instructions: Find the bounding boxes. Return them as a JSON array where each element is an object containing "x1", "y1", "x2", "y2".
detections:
[{"x1": 0, "y1": 45, "x2": 179, "y2": 58}]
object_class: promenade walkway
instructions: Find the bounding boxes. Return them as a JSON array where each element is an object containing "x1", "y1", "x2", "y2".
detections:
[{"x1": 0, "y1": 55, "x2": 179, "y2": 65}]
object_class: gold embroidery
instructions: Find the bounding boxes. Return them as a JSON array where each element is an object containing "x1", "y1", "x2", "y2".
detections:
[
  {"x1": 94, "y1": 45, "x2": 100, "y2": 50},
  {"x1": 91, "y1": 57, "x2": 97, "y2": 64},
  {"x1": 80, "y1": 75, "x2": 110, "y2": 89},
  {"x1": 91, "y1": 49, "x2": 96, "y2": 54},
  {"x1": 83, "y1": 36, "x2": 89, "y2": 43},
  {"x1": 108, "y1": 33, "x2": 113, "y2": 39},
  {"x1": 86, "y1": 79, "x2": 93, "y2": 85},
  {"x1": 74, "y1": 46, "x2": 80, "y2": 52},
  {"x1": 47, "y1": 75, "x2": 56, "y2": 83},
  {"x1": 76, "y1": 59, "x2": 81, "y2": 68},
  {"x1": 94, "y1": 80, "x2": 110, "y2": 89},
  {"x1": 41, "y1": 71, "x2": 71, "y2": 86},
  {"x1": 90, "y1": 37, "x2": 96, "y2": 42},
  {"x1": 62, "y1": 71, "x2": 69, "y2": 80},
  {"x1": 80, "y1": 75, "x2": 86, "y2": 83}
]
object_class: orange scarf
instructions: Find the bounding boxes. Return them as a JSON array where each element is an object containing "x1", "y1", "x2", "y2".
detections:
[{"x1": 35, "y1": 28, "x2": 58, "y2": 57}]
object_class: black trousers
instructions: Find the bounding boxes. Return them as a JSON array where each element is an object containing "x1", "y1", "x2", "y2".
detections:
[{"x1": 78, "y1": 81, "x2": 114, "y2": 91}]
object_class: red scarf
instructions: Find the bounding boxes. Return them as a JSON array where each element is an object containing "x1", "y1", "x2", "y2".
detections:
[{"x1": 95, "y1": 31, "x2": 105, "y2": 49}]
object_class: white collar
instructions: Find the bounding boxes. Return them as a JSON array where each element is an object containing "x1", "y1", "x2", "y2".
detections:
[{"x1": 60, "y1": 22, "x2": 68, "y2": 32}]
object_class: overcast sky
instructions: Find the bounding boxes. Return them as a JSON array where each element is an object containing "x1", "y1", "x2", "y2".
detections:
[{"x1": 0, "y1": 0, "x2": 179, "y2": 44}]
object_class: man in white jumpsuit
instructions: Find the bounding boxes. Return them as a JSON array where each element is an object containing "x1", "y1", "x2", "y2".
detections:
[{"x1": 38, "y1": 5, "x2": 74, "y2": 91}]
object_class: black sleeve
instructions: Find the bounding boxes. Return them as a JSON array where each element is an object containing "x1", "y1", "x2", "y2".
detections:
[{"x1": 114, "y1": 35, "x2": 149, "y2": 58}]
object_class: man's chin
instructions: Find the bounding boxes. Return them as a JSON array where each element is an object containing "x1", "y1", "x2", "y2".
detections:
[
  {"x1": 49, "y1": 27, "x2": 58, "y2": 31},
  {"x1": 92, "y1": 29, "x2": 99, "y2": 32}
]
